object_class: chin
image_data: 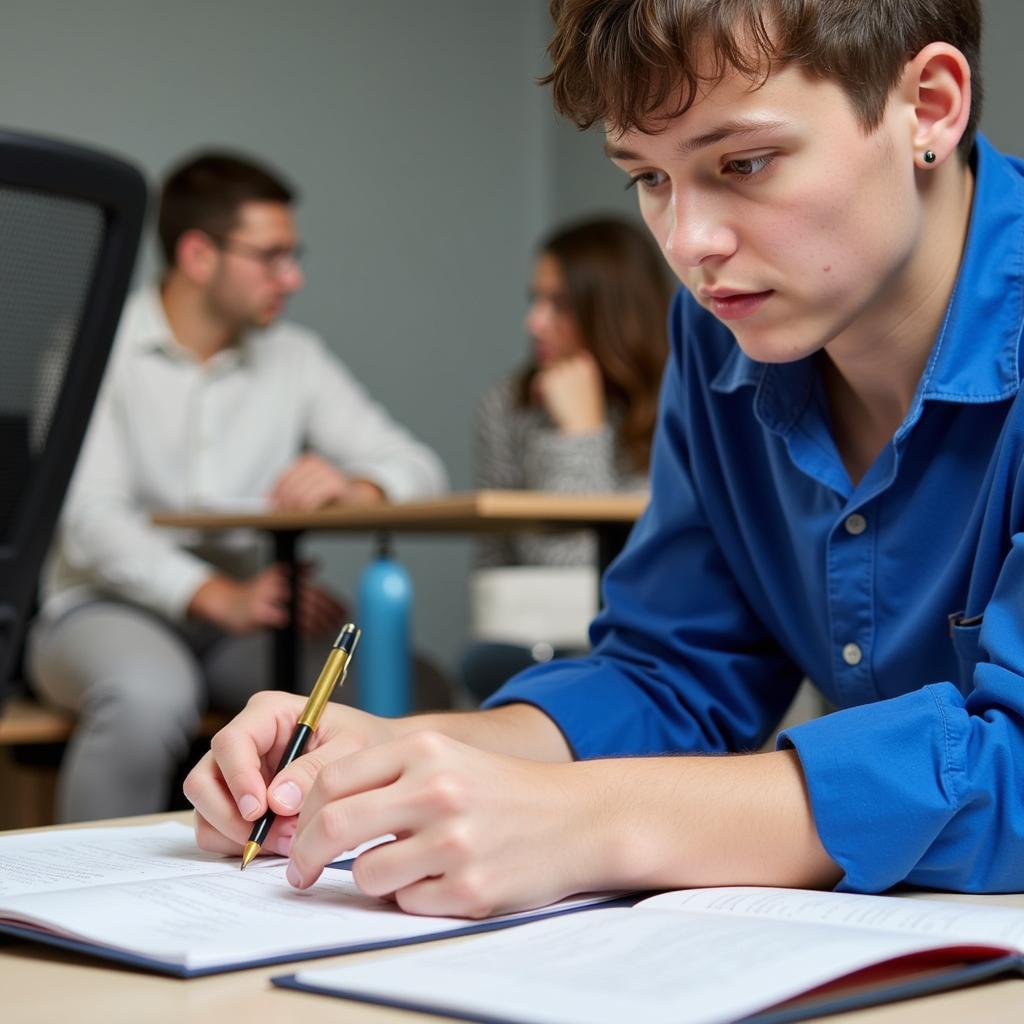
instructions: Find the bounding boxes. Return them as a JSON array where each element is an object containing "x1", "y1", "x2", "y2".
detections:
[{"x1": 728, "y1": 326, "x2": 822, "y2": 365}]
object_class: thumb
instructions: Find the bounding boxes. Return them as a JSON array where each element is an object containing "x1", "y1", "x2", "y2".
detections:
[{"x1": 266, "y1": 736, "x2": 360, "y2": 815}]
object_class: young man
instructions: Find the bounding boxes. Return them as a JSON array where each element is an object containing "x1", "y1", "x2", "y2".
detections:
[
  {"x1": 186, "y1": 0, "x2": 1024, "y2": 914},
  {"x1": 30, "y1": 151, "x2": 447, "y2": 822}
]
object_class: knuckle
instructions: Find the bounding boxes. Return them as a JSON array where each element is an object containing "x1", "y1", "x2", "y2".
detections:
[
  {"x1": 317, "y1": 755, "x2": 350, "y2": 792},
  {"x1": 433, "y1": 821, "x2": 474, "y2": 862},
  {"x1": 181, "y1": 769, "x2": 202, "y2": 808},
  {"x1": 208, "y1": 727, "x2": 237, "y2": 757},
  {"x1": 292, "y1": 752, "x2": 327, "y2": 787},
  {"x1": 422, "y1": 773, "x2": 468, "y2": 815},
  {"x1": 245, "y1": 690, "x2": 275, "y2": 711},
  {"x1": 351, "y1": 854, "x2": 388, "y2": 896},
  {"x1": 448, "y1": 871, "x2": 494, "y2": 919},
  {"x1": 317, "y1": 802, "x2": 351, "y2": 848},
  {"x1": 405, "y1": 729, "x2": 450, "y2": 761}
]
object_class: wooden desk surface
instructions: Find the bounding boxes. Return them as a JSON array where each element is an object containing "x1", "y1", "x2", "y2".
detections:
[
  {"x1": 3, "y1": 813, "x2": 1022, "y2": 1024},
  {"x1": 152, "y1": 489, "x2": 648, "y2": 533}
]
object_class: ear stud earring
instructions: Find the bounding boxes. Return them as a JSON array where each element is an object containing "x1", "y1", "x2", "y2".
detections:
[{"x1": 923, "y1": 150, "x2": 937, "y2": 164}]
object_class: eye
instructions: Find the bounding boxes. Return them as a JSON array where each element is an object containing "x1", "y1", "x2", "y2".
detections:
[
  {"x1": 723, "y1": 153, "x2": 775, "y2": 179},
  {"x1": 624, "y1": 169, "x2": 668, "y2": 192}
]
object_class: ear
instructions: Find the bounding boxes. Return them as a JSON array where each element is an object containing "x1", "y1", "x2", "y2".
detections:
[
  {"x1": 903, "y1": 42, "x2": 972, "y2": 167},
  {"x1": 175, "y1": 229, "x2": 220, "y2": 285}
]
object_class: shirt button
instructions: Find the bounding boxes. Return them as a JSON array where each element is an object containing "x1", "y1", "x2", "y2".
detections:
[
  {"x1": 842, "y1": 643, "x2": 863, "y2": 666},
  {"x1": 845, "y1": 513, "x2": 867, "y2": 536}
]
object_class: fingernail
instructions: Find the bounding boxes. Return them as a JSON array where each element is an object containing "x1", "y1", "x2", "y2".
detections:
[
  {"x1": 287, "y1": 862, "x2": 303, "y2": 888},
  {"x1": 239, "y1": 794, "x2": 260, "y2": 819},
  {"x1": 272, "y1": 781, "x2": 303, "y2": 811}
]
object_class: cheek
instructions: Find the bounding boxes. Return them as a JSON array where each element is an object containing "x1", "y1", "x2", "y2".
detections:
[{"x1": 552, "y1": 316, "x2": 585, "y2": 355}]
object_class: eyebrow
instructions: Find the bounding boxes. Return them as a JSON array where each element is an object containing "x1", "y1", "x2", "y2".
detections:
[{"x1": 604, "y1": 117, "x2": 791, "y2": 161}]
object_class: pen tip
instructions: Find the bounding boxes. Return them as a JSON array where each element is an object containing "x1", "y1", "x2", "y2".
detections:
[{"x1": 240, "y1": 841, "x2": 260, "y2": 870}]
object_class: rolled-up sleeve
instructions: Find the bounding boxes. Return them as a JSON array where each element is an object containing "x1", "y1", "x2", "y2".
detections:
[{"x1": 782, "y1": 533, "x2": 1024, "y2": 894}]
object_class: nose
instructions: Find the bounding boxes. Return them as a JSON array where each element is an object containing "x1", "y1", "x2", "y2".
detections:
[
  {"x1": 524, "y1": 299, "x2": 548, "y2": 339},
  {"x1": 661, "y1": 191, "x2": 738, "y2": 271},
  {"x1": 281, "y1": 260, "x2": 304, "y2": 293}
]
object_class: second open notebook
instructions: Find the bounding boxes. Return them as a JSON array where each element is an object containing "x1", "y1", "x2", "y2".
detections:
[
  {"x1": 274, "y1": 886, "x2": 1024, "y2": 1024},
  {"x1": 0, "y1": 821, "x2": 621, "y2": 976}
]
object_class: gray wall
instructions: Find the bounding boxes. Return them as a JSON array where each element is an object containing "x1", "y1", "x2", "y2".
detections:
[
  {"x1": 2, "y1": 0, "x2": 1022, "y2": 686},
  {"x1": 0, "y1": 1, "x2": 558, "y2": 683}
]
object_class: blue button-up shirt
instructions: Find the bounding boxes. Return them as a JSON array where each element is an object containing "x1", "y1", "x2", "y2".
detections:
[{"x1": 487, "y1": 134, "x2": 1024, "y2": 895}]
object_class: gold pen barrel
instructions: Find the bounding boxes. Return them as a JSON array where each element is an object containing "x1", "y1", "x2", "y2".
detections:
[{"x1": 297, "y1": 625, "x2": 361, "y2": 729}]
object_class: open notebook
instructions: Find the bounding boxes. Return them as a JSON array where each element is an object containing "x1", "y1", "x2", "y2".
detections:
[
  {"x1": 275, "y1": 885, "x2": 1024, "y2": 1024},
  {"x1": 0, "y1": 822, "x2": 621, "y2": 977}
]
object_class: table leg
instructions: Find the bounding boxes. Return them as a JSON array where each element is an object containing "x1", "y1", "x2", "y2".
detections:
[{"x1": 273, "y1": 530, "x2": 302, "y2": 692}]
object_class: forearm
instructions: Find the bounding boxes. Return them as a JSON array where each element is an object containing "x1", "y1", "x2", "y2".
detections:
[
  {"x1": 578, "y1": 749, "x2": 841, "y2": 893},
  {"x1": 393, "y1": 702, "x2": 574, "y2": 763}
]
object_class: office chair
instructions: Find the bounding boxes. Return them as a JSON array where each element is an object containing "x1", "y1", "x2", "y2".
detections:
[{"x1": 0, "y1": 129, "x2": 147, "y2": 711}]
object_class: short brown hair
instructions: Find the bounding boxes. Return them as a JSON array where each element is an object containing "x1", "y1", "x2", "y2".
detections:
[
  {"x1": 519, "y1": 217, "x2": 673, "y2": 473},
  {"x1": 545, "y1": 0, "x2": 982, "y2": 159},
  {"x1": 157, "y1": 151, "x2": 295, "y2": 266}
]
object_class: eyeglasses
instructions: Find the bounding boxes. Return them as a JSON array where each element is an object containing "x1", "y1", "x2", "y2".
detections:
[{"x1": 207, "y1": 233, "x2": 304, "y2": 277}]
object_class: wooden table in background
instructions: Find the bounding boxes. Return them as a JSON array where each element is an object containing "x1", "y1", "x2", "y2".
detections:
[
  {"x1": 2, "y1": 813, "x2": 1023, "y2": 1024},
  {"x1": 153, "y1": 490, "x2": 648, "y2": 691}
]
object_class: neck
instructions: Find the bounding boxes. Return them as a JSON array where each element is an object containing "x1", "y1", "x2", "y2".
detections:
[
  {"x1": 822, "y1": 158, "x2": 975, "y2": 482},
  {"x1": 160, "y1": 272, "x2": 240, "y2": 362}
]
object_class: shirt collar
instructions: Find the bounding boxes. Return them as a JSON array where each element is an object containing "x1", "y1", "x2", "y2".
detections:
[
  {"x1": 129, "y1": 284, "x2": 253, "y2": 368},
  {"x1": 711, "y1": 133, "x2": 1024, "y2": 432}
]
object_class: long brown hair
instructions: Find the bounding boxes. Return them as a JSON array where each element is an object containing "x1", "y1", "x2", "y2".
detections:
[{"x1": 517, "y1": 217, "x2": 672, "y2": 473}]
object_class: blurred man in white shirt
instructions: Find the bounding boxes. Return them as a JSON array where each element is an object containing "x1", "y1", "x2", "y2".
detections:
[{"x1": 29, "y1": 151, "x2": 447, "y2": 821}]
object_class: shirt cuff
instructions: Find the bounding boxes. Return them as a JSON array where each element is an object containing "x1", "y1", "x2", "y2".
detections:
[
  {"x1": 153, "y1": 559, "x2": 218, "y2": 623},
  {"x1": 778, "y1": 684, "x2": 965, "y2": 893},
  {"x1": 483, "y1": 658, "x2": 697, "y2": 760},
  {"x1": 347, "y1": 459, "x2": 444, "y2": 503}
]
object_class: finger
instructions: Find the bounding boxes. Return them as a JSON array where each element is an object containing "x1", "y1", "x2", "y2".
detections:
[
  {"x1": 268, "y1": 465, "x2": 300, "y2": 505},
  {"x1": 287, "y1": 739, "x2": 428, "y2": 887},
  {"x1": 264, "y1": 732, "x2": 369, "y2": 818},
  {"x1": 298, "y1": 588, "x2": 343, "y2": 636},
  {"x1": 192, "y1": 807, "x2": 296, "y2": 858},
  {"x1": 288, "y1": 780, "x2": 412, "y2": 889},
  {"x1": 392, "y1": 871, "x2": 502, "y2": 920},
  {"x1": 193, "y1": 809, "x2": 247, "y2": 855},
  {"x1": 291, "y1": 473, "x2": 342, "y2": 511},
  {"x1": 351, "y1": 832, "x2": 449, "y2": 899},
  {"x1": 271, "y1": 468, "x2": 316, "y2": 510},
  {"x1": 252, "y1": 598, "x2": 289, "y2": 630},
  {"x1": 201, "y1": 693, "x2": 308, "y2": 820}
]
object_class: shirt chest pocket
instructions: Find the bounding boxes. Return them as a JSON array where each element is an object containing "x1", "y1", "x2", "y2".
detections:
[{"x1": 948, "y1": 613, "x2": 986, "y2": 691}]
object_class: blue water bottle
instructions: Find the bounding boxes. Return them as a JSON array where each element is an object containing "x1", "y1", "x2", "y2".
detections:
[{"x1": 356, "y1": 533, "x2": 413, "y2": 716}]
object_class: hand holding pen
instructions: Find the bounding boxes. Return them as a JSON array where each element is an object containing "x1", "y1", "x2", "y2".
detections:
[{"x1": 240, "y1": 623, "x2": 361, "y2": 868}]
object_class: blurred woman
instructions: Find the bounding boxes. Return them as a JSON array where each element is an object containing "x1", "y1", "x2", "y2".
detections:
[{"x1": 465, "y1": 217, "x2": 673, "y2": 700}]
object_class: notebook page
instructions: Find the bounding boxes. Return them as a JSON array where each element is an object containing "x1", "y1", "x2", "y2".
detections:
[
  {"x1": 0, "y1": 822, "x2": 247, "y2": 897},
  {"x1": 2, "y1": 852, "x2": 615, "y2": 970},
  {"x1": 290, "y1": 906, "x2": 977, "y2": 1024},
  {"x1": 640, "y1": 887, "x2": 1024, "y2": 951}
]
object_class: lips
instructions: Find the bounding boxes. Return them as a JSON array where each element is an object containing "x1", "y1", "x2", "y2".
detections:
[{"x1": 702, "y1": 289, "x2": 774, "y2": 321}]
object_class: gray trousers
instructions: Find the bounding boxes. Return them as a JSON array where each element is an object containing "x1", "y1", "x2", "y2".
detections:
[{"x1": 27, "y1": 601, "x2": 344, "y2": 823}]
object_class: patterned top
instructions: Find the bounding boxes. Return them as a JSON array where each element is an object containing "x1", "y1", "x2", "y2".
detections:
[{"x1": 474, "y1": 375, "x2": 647, "y2": 567}]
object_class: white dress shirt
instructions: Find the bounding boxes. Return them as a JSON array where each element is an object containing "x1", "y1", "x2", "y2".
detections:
[{"x1": 42, "y1": 287, "x2": 448, "y2": 621}]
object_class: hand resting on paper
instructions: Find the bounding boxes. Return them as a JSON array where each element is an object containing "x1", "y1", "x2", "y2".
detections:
[{"x1": 184, "y1": 691, "x2": 840, "y2": 918}]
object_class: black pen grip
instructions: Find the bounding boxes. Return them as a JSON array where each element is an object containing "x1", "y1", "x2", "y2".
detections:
[{"x1": 246, "y1": 722, "x2": 313, "y2": 848}]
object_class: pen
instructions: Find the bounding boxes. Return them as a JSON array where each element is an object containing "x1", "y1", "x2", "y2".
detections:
[{"x1": 240, "y1": 622, "x2": 361, "y2": 869}]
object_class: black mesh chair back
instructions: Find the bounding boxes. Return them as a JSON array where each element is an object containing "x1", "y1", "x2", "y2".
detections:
[{"x1": 0, "y1": 130, "x2": 147, "y2": 707}]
